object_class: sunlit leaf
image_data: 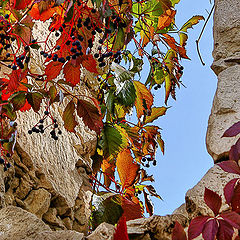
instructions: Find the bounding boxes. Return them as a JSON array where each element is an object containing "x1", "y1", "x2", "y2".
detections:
[
  {"x1": 180, "y1": 15, "x2": 205, "y2": 33},
  {"x1": 144, "y1": 107, "x2": 167, "y2": 124}
]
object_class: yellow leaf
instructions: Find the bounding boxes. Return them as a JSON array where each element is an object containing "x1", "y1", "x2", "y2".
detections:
[
  {"x1": 144, "y1": 107, "x2": 168, "y2": 124},
  {"x1": 116, "y1": 149, "x2": 140, "y2": 189},
  {"x1": 164, "y1": 73, "x2": 171, "y2": 105},
  {"x1": 133, "y1": 81, "x2": 153, "y2": 118},
  {"x1": 179, "y1": 32, "x2": 188, "y2": 47},
  {"x1": 180, "y1": 15, "x2": 205, "y2": 33}
]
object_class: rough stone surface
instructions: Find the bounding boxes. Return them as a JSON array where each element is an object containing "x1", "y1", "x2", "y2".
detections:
[
  {"x1": 32, "y1": 231, "x2": 84, "y2": 240},
  {"x1": 206, "y1": 65, "x2": 240, "y2": 162},
  {"x1": 0, "y1": 206, "x2": 51, "y2": 240},
  {"x1": 86, "y1": 223, "x2": 115, "y2": 240},
  {"x1": 185, "y1": 164, "x2": 239, "y2": 219},
  {"x1": 207, "y1": 0, "x2": 240, "y2": 162}
]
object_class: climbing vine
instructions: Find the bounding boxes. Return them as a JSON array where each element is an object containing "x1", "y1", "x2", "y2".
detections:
[{"x1": 0, "y1": 0, "x2": 206, "y2": 230}]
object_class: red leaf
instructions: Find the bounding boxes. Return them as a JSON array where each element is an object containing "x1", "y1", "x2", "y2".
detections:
[
  {"x1": 45, "y1": 61, "x2": 63, "y2": 81},
  {"x1": 218, "y1": 161, "x2": 240, "y2": 175},
  {"x1": 62, "y1": 100, "x2": 77, "y2": 132},
  {"x1": 229, "y1": 144, "x2": 240, "y2": 162},
  {"x1": 113, "y1": 216, "x2": 129, "y2": 240},
  {"x1": 12, "y1": 0, "x2": 31, "y2": 10},
  {"x1": 222, "y1": 121, "x2": 240, "y2": 137},
  {"x1": 224, "y1": 178, "x2": 239, "y2": 204},
  {"x1": 204, "y1": 188, "x2": 222, "y2": 216},
  {"x1": 188, "y1": 216, "x2": 210, "y2": 240},
  {"x1": 202, "y1": 218, "x2": 218, "y2": 240},
  {"x1": 81, "y1": 55, "x2": 99, "y2": 74},
  {"x1": 7, "y1": 69, "x2": 27, "y2": 93},
  {"x1": 121, "y1": 197, "x2": 143, "y2": 221},
  {"x1": 63, "y1": 60, "x2": 81, "y2": 86},
  {"x1": 172, "y1": 221, "x2": 187, "y2": 240},
  {"x1": 216, "y1": 219, "x2": 234, "y2": 240},
  {"x1": 221, "y1": 211, "x2": 240, "y2": 229},
  {"x1": 76, "y1": 99, "x2": 103, "y2": 135},
  {"x1": 231, "y1": 182, "x2": 240, "y2": 213}
]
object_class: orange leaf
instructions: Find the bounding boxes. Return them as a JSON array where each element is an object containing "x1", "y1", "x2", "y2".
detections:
[
  {"x1": 45, "y1": 61, "x2": 63, "y2": 81},
  {"x1": 102, "y1": 159, "x2": 115, "y2": 188},
  {"x1": 157, "y1": 9, "x2": 176, "y2": 30},
  {"x1": 80, "y1": 54, "x2": 99, "y2": 74},
  {"x1": 63, "y1": 60, "x2": 81, "y2": 86},
  {"x1": 133, "y1": 81, "x2": 153, "y2": 118},
  {"x1": 29, "y1": 1, "x2": 62, "y2": 21},
  {"x1": 116, "y1": 149, "x2": 140, "y2": 189}
]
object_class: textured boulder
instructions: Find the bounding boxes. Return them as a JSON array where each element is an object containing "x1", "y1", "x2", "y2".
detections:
[
  {"x1": 206, "y1": 65, "x2": 240, "y2": 161},
  {"x1": 206, "y1": 0, "x2": 240, "y2": 162},
  {"x1": 86, "y1": 223, "x2": 115, "y2": 240},
  {"x1": 32, "y1": 230, "x2": 84, "y2": 240},
  {"x1": 185, "y1": 164, "x2": 239, "y2": 219},
  {"x1": 0, "y1": 206, "x2": 51, "y2": 240}
]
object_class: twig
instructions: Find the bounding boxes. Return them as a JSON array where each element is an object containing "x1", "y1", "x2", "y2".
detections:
[{"x1": 196, "y1": 4, "x2": 215, "y2": 66}]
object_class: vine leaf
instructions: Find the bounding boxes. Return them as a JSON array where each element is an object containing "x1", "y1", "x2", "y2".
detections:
[
  {"x1": 45, "y1": 61, "x2": 63, "y2": 81},
  {"x1": 216, "y1": 220, "x2": 234, "y2": 240},
  {"x1": 117, "y1": 80, "x2": 136, "y2": 107},
  {"x1": 26, "y1": 92, "x2": 44, "y2": 112},
  {"x1": 48, "y1": 85, "x2": 58, "y2": 103},
  {"x1": 143, "y1": 189, "x2": 154, "y2": 216},
  {"x1": 76, "y1": 99, "x2": 103, "y2": 135},
  {"x1": 218, "y1": 161, "x2": 240, "y2": 175},
  {"x1": 80, "y1": 54, "x2": 99, "y2": 74},
  {"x1": 9, "y1": 92, "x2": 26, "y2": 111},
  {"x1": 113, "y1": 216, "x2": 129, "y2": 240},
  {"x1": 63, "y1": 60, "x2": 81, "y2": 86},
  {"x1": 133, "y1": 81, "x2": 153, "y2": 118},
  {"x1": 188, "y1": 216, "x2": 210, "y2": 240},
  {"x1": 202, "y1": 218, "x2": 218, "y2": 240},
  {"x1": 62, "y1": 100, "x2": 77, "y2": 132},
  {"x1": 144, "y1": 107, "x2": 167, "y2": 124},
  {"x1": 157, "y1": 9, "x2": 176, "y2": 30},
  {"x1": 13, "y1": 0, "x2": 32, "y2": 10},
  {"x1": 121, "y1": 197, "x2": 143, "y2": 221},
  {"x1": 220, "y1": 211, "x2": 240, "y2": 229},
  {"x1": 116, "y1": 149, "x2": 140, "y2": 189},
  {"x1": 164, "y1": 73, "x2": 171, "y2": 105},
  {"x1": 101, "y1": 124, "x2": 128, "y2": 158},
  {"x1": 204, "y1": 188, "x2": 222, "y2": 216},
  {"x1": 102, "y1": 159, "x2": 115, "y2": 188},
  {"x1": 172, "y1": 221, "x2": 187, "y2": 240},
  {"x1": 222, "y1": 121, "x2": 240, "y2": 137},
  {"x1": 224, "y1": 178, "x2": 239, "y2": 205},
  {"x1": 179, "y1": 15, "x2": 205, "y2": 33}
]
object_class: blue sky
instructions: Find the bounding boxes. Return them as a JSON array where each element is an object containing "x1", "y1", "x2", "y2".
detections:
[{"x1": 140, "y1": 0, "x2": 217, "y2": 215}]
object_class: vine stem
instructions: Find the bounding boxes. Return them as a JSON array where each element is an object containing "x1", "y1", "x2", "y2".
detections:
[{"x1": 196, "y1": 4, "x2": 215, "y2": 66}]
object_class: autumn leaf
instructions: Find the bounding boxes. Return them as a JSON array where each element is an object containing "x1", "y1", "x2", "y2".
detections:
[
  {"x1": 113, "y1": 216, "x2": 129, "y2": 240},
  {"x1": 121, "y1": 197, "x2": 143, "y2": 221},
  {"x1": 102, "y1": 160, "x2": 115, "y2": 188},
  {"x1": 172, "y1": 221, "x2": 187, "y2": 240},
  {"x1": 26, "y1": 92, "x2": 44, "y2": 112},
  {"x1": 76, "y1": 99, "x2": 103, "y2": 135},
  {"x1": 157, "y1": 9, "x2": 176, "y2": 30},
  {"x1": 29, "y1": 1, "x2": 62, "y2": 22},
  {"x1": 63, "y1": 60, "x2": 81, "y2": 86},
  {"x1": 188, "y1": 216, "x2": 210, "y2": 240},
  {"x1": 12, "y1": 0, "x2": 32, "y2": 10},
  {"x1": 80, "y1": 54, "x2": 99, "y2": 74},
  {"x1": 45, "y1": 61, "x2": 63, "y2": 81},
  {"x1": 116, "y1": 149, "x2": 140, "y2": 189},
  {"x1": 216, "y1": 220, "x2": 234, "y2": 240},
  {"x1": 62, "y1": 100, "x2": 77, "y2": 132},
  {"x1": 9, "y1": 91, "x2": 27, "y2": 111},
  {"x1": 144, "y1": 107, "x2": 167, "y2": 124},
  {"x1": 202, "y1": 218, "x2": 218, "y2": 240},
  {"x1": 222, "y1": 121, "x2": 240, "y2": 137},
  {"x1": 204, "y1": 188, "x2": 222, "y2": 216},
  {"x1": 180, "y1": 15, "x2": 205, "y2": 33},
  {"x1": 143, "y1": 189, "x2": 154, "y2": 216},
  {"x1": 133, "y1": 81, "x2": 153, "y2": 118},
  {"x1": 164, "y1": 73, "x2": 171, "y2": 105}
]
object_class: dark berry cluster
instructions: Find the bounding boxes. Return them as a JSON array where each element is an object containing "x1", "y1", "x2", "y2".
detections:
[
  {"x1": 28, "y1": 112, "x2": 62, "y2": 140},
  {"x1": 142, "y1": 156, "x2": 157, "y2": 168}
]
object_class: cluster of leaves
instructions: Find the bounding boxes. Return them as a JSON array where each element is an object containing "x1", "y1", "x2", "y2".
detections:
[
  {"x1": 172, "y1": 125, "x2": 240, "y2": 240},
  {"x1": 0, "y1": 0, "x2": 204, "y2": 230}
]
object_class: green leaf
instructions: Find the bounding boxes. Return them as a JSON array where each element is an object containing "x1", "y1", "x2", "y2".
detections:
[
  {"x1": 117, "y1": 80, "x2": 136, "y2": 107},
  {"x1": 113, "y1": 27, "x2": 125, "y2": 52},
  {"x1": 91, "y1": 193, "x2": 123, "y2": 230},
  {"x1": 49, "y1": 85, "x2": 57, "y2": 103},
  {"x1": 10, "y1": 92, "x2": 26, "y2": 111},
  {"x1": 26, "y1": 92, "x2": 44, "y2": 112},
  {"x1": 2, "y1": 104, "x2": 17, "y2": 121},
  {"x1": 76, "y1": 99, "x2": 103, "y2": 135},
  {"x1": 100, "y1": 124, "x2": 127, "y2": 158},
  {"x1": 62, "y1": 100, "x2": 77, "y2": 132}
]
